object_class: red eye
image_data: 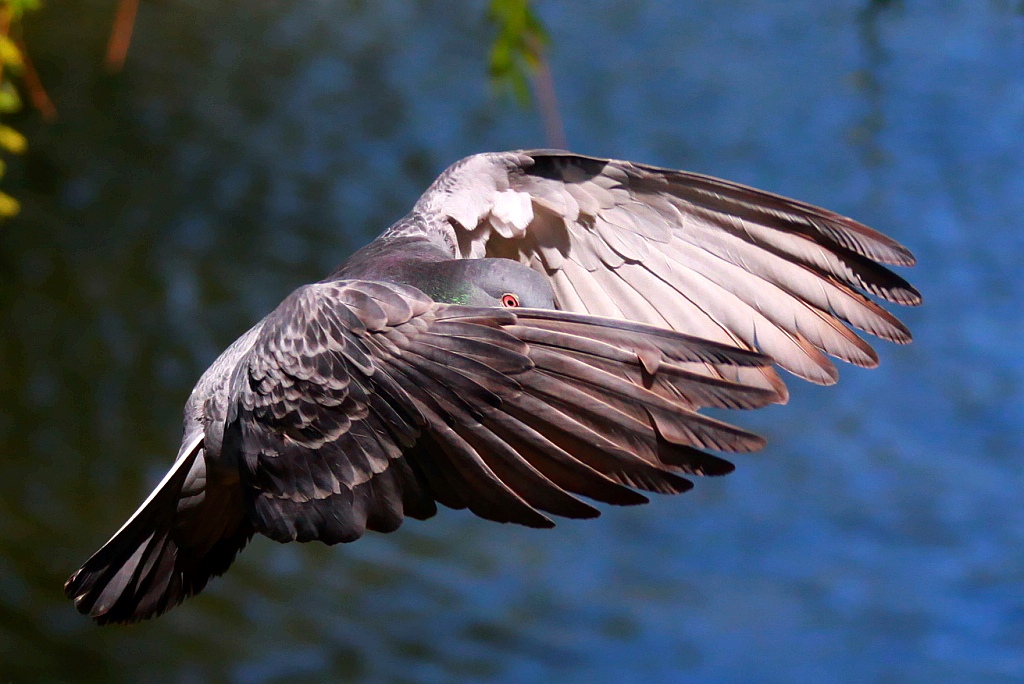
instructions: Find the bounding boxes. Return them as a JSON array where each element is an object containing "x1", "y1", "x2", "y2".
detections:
[{"x1": 501, "y1": 293, "x2": 520, "y2": 307}]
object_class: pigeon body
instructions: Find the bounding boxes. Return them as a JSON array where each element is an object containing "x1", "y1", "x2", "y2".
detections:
[{"x1": 66, "y1": 150, "x2": 919, "y2": 624}]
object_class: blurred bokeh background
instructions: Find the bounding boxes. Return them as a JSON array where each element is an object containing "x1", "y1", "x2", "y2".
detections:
[{"x1": 1, "y1": 0, "x2": 1021, "y2": 682}]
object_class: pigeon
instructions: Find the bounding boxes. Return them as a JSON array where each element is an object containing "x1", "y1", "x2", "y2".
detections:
[{"x1": 65, "y1": 150, "x2": 919, "y2": 624}]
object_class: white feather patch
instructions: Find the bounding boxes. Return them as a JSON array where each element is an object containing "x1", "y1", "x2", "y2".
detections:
[
  {"x1": 444, "y1": 187, "x2": 491, "y2": 231},
  {"x1": 489, "y1": 189, "x2": 534, "y2": 239},
  {"x1": 101, "y1": 432, "x2": 205, "y2": 545}
]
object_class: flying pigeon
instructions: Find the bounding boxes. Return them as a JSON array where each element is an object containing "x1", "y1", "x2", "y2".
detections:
[{"x1": 65, "y1": 150, "x2": 919, "y2": 624}]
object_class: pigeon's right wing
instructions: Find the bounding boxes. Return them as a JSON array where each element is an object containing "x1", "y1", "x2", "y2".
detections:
[
  {"x1": 411, "y1": 150, "x2": 920, "y2": 399},
  {"x1": 232, "y1": 280, "x2": 779, "y2": 543}
]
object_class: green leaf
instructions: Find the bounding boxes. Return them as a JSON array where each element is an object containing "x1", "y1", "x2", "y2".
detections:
[
  {"x1": 0, "y1": 125, "x2": 26, "y2": 153},
  {"x1": 0, "y1": 35, "x2": 23, "y2": 69},
  {"x1": 5, "y1": 0, "x2": 42, "y2": 20},
  {"x1": 0, "y1": 190, "x2": 20, "y2": 217},
  {"x1": 0, "y1": 80, "x2": 21, "y2": 113},
  {"x1": 487, "y1": 0, "x2": 549, "y2": 107}
]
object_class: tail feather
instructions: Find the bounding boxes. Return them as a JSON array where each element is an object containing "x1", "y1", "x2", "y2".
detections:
[{"x1": 65, "y1": 435, "x2": 253, "y2": 625}]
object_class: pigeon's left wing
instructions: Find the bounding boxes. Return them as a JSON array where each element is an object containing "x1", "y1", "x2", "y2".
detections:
[{"x1": 231, "y1": 280, "x2": 779, "y2": 542}]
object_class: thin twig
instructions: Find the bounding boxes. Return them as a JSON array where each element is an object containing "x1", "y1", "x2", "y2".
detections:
[
  {"x1": 527, "y1": 37, "x2": 566, "y2": 149},
  {"x1": 105, "y1": 0, "x2": 139, "y2": 72},
  {"x1": 16, "y1": 38, "x2": 57, "y2": 122},
  {"x1": 0, "y1": 7, "x2": 10, "y2": 87}
]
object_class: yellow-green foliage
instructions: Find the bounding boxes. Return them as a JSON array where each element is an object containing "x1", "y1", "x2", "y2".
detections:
[
  {"x1": 488, "y1": 0, "x2": 547, "y2": 106},
  {"x1": 0, "y1": 0, "x2": 41, "y2": 218}
]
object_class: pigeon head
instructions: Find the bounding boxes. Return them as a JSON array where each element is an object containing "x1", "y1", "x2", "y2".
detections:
[
  {"x1": 454, "y1": 258, "x2": 555, "y2": 308},
  {"x1": 420, "y1": 257, "x2": 556, "y2": 309}
]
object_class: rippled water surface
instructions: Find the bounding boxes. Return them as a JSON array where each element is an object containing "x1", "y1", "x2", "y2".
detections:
[{"x1": 1, "y1": 1, "x2": 1022, "y2": 682}]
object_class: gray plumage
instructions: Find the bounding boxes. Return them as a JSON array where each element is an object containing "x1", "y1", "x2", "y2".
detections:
[{"x1": 65, "y1": 150, "x2": 919, "y2": 624}]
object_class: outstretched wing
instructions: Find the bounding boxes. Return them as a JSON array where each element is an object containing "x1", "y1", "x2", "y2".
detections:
[
  {"x1": 232, "y1": 279, "x2": 780, "y2": 543},
  {"x1": 411, "y1": 150, "x2": 920, "y2": 397}
]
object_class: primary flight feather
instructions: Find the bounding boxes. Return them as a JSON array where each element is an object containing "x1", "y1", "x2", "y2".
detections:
[{"x1": 66, "y1": 150, "x2": 919, "y2": 624}]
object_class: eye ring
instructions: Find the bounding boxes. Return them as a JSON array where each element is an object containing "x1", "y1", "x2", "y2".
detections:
[{"x1": 501, "y1": 293, "x2": 520, "y2": 308}]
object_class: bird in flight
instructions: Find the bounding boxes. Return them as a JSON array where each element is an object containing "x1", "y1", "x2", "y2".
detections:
[{"x1": 66, "y1": 150, "x2": 919, "y2": 624}]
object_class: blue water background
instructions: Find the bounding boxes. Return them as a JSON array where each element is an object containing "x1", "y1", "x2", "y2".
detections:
[{"x1": 0, "y1": 1, "x2": 1021, "y2": 682}]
